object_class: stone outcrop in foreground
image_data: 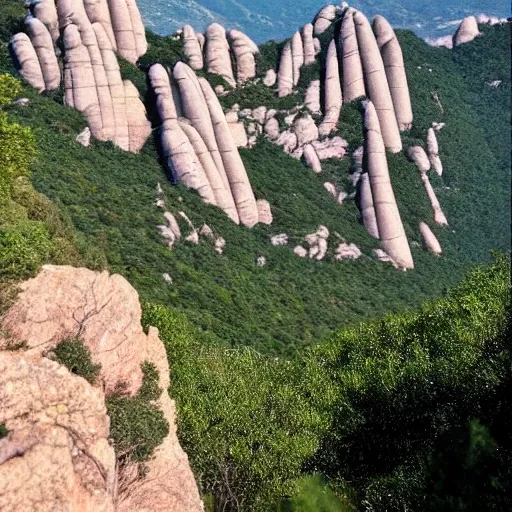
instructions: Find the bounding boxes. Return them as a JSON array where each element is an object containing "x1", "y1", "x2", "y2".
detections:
[{"x1": 0, "y1": 265, "x2": 202, "y2": 512}]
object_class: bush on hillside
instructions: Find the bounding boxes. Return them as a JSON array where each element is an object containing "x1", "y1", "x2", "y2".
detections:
[{"x1": 54, "y1": 338, "x2": 101, "y2": 385}]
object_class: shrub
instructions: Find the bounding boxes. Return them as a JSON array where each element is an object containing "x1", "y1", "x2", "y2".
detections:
[
  {"x1": 54, "y1": 338, "x2": 101, "y2": 385},
  {"x1": 106, "y1": 362, "x2": 169, "y2": 463},
  {"x1": 0, "y1": 423, "x2": 8, "y2": 439}
]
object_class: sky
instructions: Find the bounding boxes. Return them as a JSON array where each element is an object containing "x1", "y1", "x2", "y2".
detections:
[{"x1": 138, "y1": 0, "x2": 510, "y2": 43}]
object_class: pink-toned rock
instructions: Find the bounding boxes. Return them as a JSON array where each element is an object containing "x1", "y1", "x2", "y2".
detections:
[
  {"x1": 84, "y1": 0, "x2": 117, "y2": 49},
  {"x1": 453, "y1": 16, "x2": 481, "y2": 46},
  {"x1": 294, "y1": 114, "x2": 318, "y2": 146},
  {"x1": 257, "y1": 199, "x2": 273, "y2": 224},
  {"x1": 305, "y1": 79, "x2": 321, "y2": 114},
  {"x1": 264, "y1": 117, "x2": 280, "y2": 140},
  {"x1": 124, "y1": 80, "x2": 151, "y2": 152},
  {"x1": 407, "y1": 146, "x2": 430, "y2": 173},
  {"x1": 324, "y1": 181, "x2": 337, "y2": 197},
  {"x1": 359, "y1": 172, "x2": 379, "y2": 238},
  {"x1": 10, "y1": 32, "x2": 45, "y2": 92},
  {"x1": 107, "y1": 0, "x2": 138, "y2": 63},
  {"x1": 277, "y1": 41, "x2": 293, "y2": 97},
  {"x1": 419, "y1": 221, "x2": 442, "y2": 255},
  {"x1": 340, "y1": 8, "x2": 365, "y2": 102},
  {"x1": 421, "y1": 172, "x2": 448, "y2": 226},
  {"x1": 335, "y1": 242, "x2": 362, "y2": 260},
  {"x1": 291, "y1": 31, "x2": 304, "y2": 86},
  {"x1": 25, "y1": 16, "x2": 60, "y2": 90},
  {"x1": 126, "y1": 0, "x2": 148, "y2": 57},
  {"x1": 32, "y1": 0, "x2": 59, "y2": 43},
  {"x1": 305, "y1": 225, "x2": 329, "y2": 260},
  {"x1": 276, "y1": 130, "x2": 298, "y2": 154},
  {"x1": 228, "y1": 29, "x2": 259, "y2": 84},
  {"x1": 311, "y1": 136, "x2": 348, "y2": 160},
  {"x1": 302, "y1": 23, "x2": 316, "y2": 65},
  {"x1": 0, "y1": 351, "x2": 116, "y2": 512},
  {"x1": 294, "y1": 245, "x2": 308, "y2": 257},
  {"x1": 303, "y1": 144, "x2": 322, "y2": 172},
  {"x1": 427, "y1": 127, "x2": 443, "y2": 176},
  {"x1": 318, "y1": 40, "x2": 342, "y2": 136},
  {"x1": 313, "y1": 4, "x2": 337, "y2": 35},
  {"x1": 205, "y1": 23, "x2": 235, "y2": 88},
  {"x1": 263, "y1": 69, "x2": 277, "y2": 86},
  {"x1": 0, "y1": 265, "x2": 203, "y2": 512},
  {"x1": 227, "y1": 121, "x2": 249, "y2": 147},
  {"x1": 364, "y1": 100, "x2": 413, "y2": 268},
  {"x1": 182, "y1": 24, "x2": 204, "y2": 70}
]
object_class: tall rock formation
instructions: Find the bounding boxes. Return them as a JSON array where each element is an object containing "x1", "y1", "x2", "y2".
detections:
[
  {"x1": 313, "y1": 4, "x2": 337, "y2": 35},
  {"x1": 205, "y1": 23, "x2": 236, "y2": 88},
  {"x1": 427, "y1": 128, "x2": 443, "y2": 175},
  {"x1": 453, "y1": 16, "x2": 481, "y2": 46},
  {"x1": 419, "y1": 221, "x2": 442, "y2": 255},
  {"x1": 183, "y1": 24, "x2": 204, "y2": 70},
  {"x1": 354, "y1": 10, "x2": 402, "y2": 153},
  {"x1": 31, "y1": 0, "x2": 60, "y2": 43},
  {"x1": 277, "y1": 41, "x2": 293, "y2": 97},
  {"x1": 291, "y1": 31, "x2": 304, "y2": 86},
  {"x1": 358, "y1": 172, "x2": 379, "y2": 238},
  {"x1": 302, "y1": 23, "x2": 316, "y2": 65},
  {"x1": 364, "y1": 101, "x2": 413, "y2": 268},
  {"x1": 319, "y1": 40, "x2": 342, "y2": 136},
  {"x1": 339, "y1": 9, "x2": 365, "y2": 102},
  {"x1": 9, "y1": 33, "x2": 45, "y2": 93},
  {"x1": 228, "y1": 29, "x2": 259, "y2": 84},
  {"x1": 373, "y1": 15, "x2": 413, "y2": 131}
]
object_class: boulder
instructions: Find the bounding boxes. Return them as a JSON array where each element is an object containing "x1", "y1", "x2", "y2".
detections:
[
  {"x1": 123, "y1": 80, "x2": 151, "y2": 152},
  {"x1": 257, "y1": 256, "x2": 266, "y2": 267},
  {"x1": 291, "y1": 31, "x2": 304, "y2": 86},
  {"x1": 256, "y1": 199, "x2": 273, "y2": 225},
  {"x1": 427, "y1": 35, "x2": 453, "y2": 49},
  {"x1": 302, "y1": 23, "x2": 316, "y2": 65},
  {"x1": 305, "y1": 225, "x2": 329, "y2": 260},
  {"x1": 228, "y1": 121, "x2": 249, "y2": 148},
  {"x1": 311, "y1": 136, "x2": 348, "y2": 160},
  {"x1": 354, "y1": 11, "x2": 402, "y2": 153},
  {"x1": 215, "y1": 237, "x2": 226, "y2": 254},
  {"x1": 373, "y1": 15, "x2": 413, "y2": 131},
  {"x1": 32, "y1": 0, "x2": 60, "y2": 43},
  {"x1": 271, "y1": 234, "x2": 288, "y2": 246},
  {"x1": 76, "y1": 126, "x2": 91, "y2": 146},
  {"x1": 10, "y1": 33, "x2": 45, "y2": 92},
  {"x1": 305, "y1": 79, "x2": 321, "y2": 114},
  {"x1": 340, "y1": 9, "x2": 365, "y2": 102},
  {"x1": 313, "y1": 4, "x2": 337, "y2": 35},
  {"x1": 199, "y1": 77, "x2": 259, "y2": 227},
  {"x1": 350, "y1": 145, "x2": 364, "y2": 186},
  {"x1": 427, "y1": 127, "x2": 443, "y2": 175},
  {"x1": 294, "y1": 245, "x2": 308, "y2": 257},
  {"x1": 263, "y1": 69, "x2": 277, "y2": 86},
  {"x1": 205, "y1": 23, "x2": 236, "y2": 88},
  {"x1": 264, "y1": 118, "x2": 280, "y2": 140},
  {"x1": 407, "y1": 146, "x2": 430, "y2": 173},
  {"x1": 303, "y1": 144, "x2": 322, "y2": 173},
  {"x1": 25, "y1": 16, "x2": 60, "y2": 91},
  {"x1": 364, "y1": 100, "x2": 413, "y2": 268},
  {"x1": 182, "y1": 24, "x2": 203, "y2": 70},
  {"x1": 335, "y1": 242, "x2": 362, "y2": 260},
  {"x1": 252, "y1": 106, "x2": 267, "y2": 125},
  {"x1": 324, "y1": 182, "x2": 337, "y2": 197},
  {"x1": 277, "y1": 41, "x2": 293, "y2": 97},
  {"x1": 228, "y1": 29, "x2": 259, "y2": 84},
  {"x1": 276, "y1": 130, "x2": 298, "y2": 155},
  {"x1": 294, "y1": 114, "x2": 318, "y2": 147},
  {"x1": 453, "y1": 16, "x2": 481, "y2": 46},
  {"x1": 421, "y1": 172, "x2": 448, "y2": 226},
  {"x1": 319, "y1": 40, "x2": 342, "y2": 136},
  {"x1": 419, "y1": 221, "x2": 442, "y2": 256}
]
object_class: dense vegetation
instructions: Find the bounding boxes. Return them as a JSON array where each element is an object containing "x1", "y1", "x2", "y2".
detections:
[{"x1": 143, "y1": 254, "x2": 511, "y2": 510}]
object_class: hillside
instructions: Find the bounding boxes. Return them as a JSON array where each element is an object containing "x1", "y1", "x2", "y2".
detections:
[{"x1": 0, "y1": 3, "x2": 510, "y2": 356}]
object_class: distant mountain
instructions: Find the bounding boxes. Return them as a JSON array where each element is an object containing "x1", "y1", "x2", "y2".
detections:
[{"x1": 138, "y1": 0, "x2": 509, "y2": 42}]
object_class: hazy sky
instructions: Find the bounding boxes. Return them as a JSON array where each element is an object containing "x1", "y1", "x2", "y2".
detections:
[{"x1": 139, "y1": 0, "x2": 510, "y2": 42}]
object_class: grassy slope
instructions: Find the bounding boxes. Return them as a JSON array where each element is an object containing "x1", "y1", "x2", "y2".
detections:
[{"x1": 1, "y1": 15, "x2": 509, "y2": 355}]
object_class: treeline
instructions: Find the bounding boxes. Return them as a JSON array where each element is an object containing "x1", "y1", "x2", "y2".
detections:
[{"x1": 143, "y1": 253, "x2": 511, "y2": 510}]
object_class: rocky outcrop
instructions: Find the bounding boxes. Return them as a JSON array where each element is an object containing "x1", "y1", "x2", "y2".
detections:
[
  {"x1": 10, "y1": 32, "x2": 45, "y2": 92},
  {"x1": 228, "y1": 29, "x2": 259, "y2": 84},
  {"x1": 205, "y1": 23, "x2": 236, "y2": 88},
  {"x1": 311, "y1": 136, "x2": 348, "y2": 160},
  {"x1": 277, "y1": 41, "x2": 293, "y2": 97},
  {"x1": 25, "y1": 16, "x2": 60, "y2": 91},
  {"x1": 183, "y1": 24, "x2": 204, "y2": 70},
  {"x1": 354, "y1": 11, "x2": 402, "y2": 153},
  {"x1": 256, "y1": 199, "x2": 273, "y2": 224},
  {"x1": 0, "y1": 265, "x2": 202, "y2": 512},
  {"x1": 124, "y1": 80, "x2": 152, "y2": 152},
  {"x1": 319, "y1": 40, "x2": 342, "y2": 136},
  {"x1": 364, "y1": 100, "x2": 413, "y2": 268},
  {"x1": 313, "y1": 4, "x2": 337, "y2": 35},
  {"x1": 427, "y1": 127, "x2": 443, "y2": 176},
  {"x1": 340, "y1": 9, "x2": 365, "y2": 102},
  {"x1": 291, "y1": 31, "x2": 304, "y2": 86},
  {"x1": 303, "y1": 144, "x2": 322, "y2": 173},
  {"x1": 302, "y1": 23, "x2": 316, "y2": 65},
  {"x1": 453, "y1": 16, "x2": 481, "y2": 46},
  {"x1": 294, "y1": 114, "x2": 318, "y2": 147},
  {"x1": 31, "y1": 0, "x2": 60, "y2": 43},
  {"x1": 304, "y1": 225, "x2": 329, "y2": 260},
  {"x1": 83, "y1": 0, "x2": 117, "y2": 50},
  {"x1": 264, "y1": 117, "x2": 280, "y2": 140},
  {"x1": 263, "y1": 69, "x2": 277, "y2": 86},
  {"x1": 373, "y1": 15, "x2": 413, "y2": 131},
  {"x1": 419, "y1": 221, "x2": 442, "y2": 255},
  {"x1": 335, "y1": 242, "x2": 362, "y2": 260},
  {"x1": 0, "y1": 351, "x2": 116, "y2": 512},
  {"x1": 107, "y1": 0, "x2": 144, "y2": 64},
  {"x1": 358, "y1": 172, "x2": 379, "y2": 238},
  {"x1": 271, "y1": 233, "x2": 288, "y2": 246}
]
